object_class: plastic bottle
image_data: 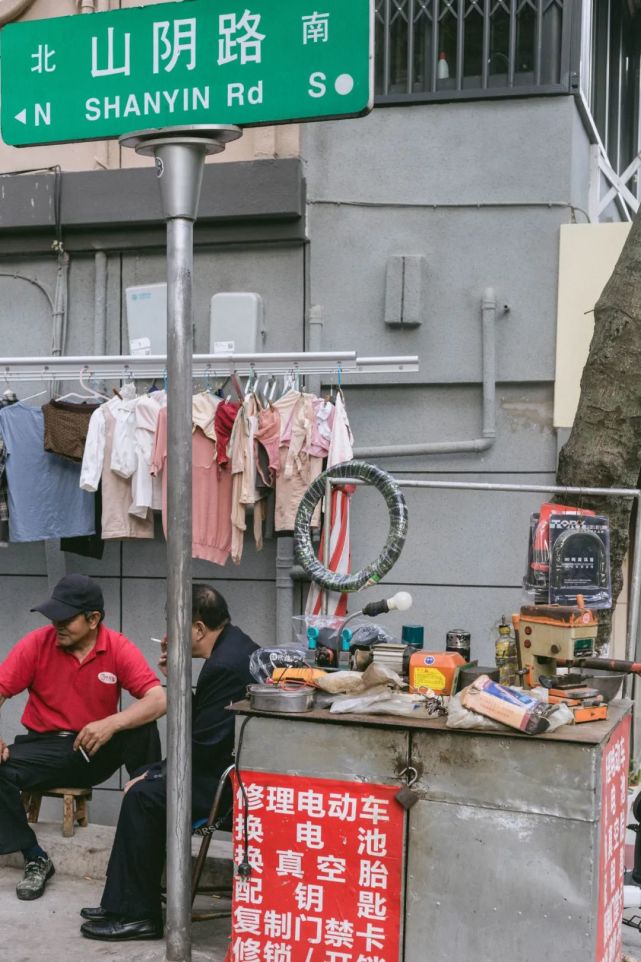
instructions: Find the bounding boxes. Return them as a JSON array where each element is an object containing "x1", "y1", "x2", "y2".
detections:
[
  {"x1": 338, "y1": 629, "x2": 352, "y2": 670},
  {"x1": 437, "y1": 52, "x2": 450, "y2": 80},
  {"x1": 495, "y1": 616, "x2": 518, "y2": 686},
  {"x1": 306, "y1": 626, "x2": 319, "y2": 663}
]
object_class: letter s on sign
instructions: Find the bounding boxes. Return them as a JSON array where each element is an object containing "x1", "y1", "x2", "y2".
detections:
[{"x1": 308, "y1": 72, "x2": 326, "y2": 99}]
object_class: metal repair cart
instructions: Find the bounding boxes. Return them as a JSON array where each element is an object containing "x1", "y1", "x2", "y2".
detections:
[
  {"x1": 228, "y1": 465, "x2": 641, "y2": 962},
  {"x1": 230, "y1": 699, "x2": 630, "y2": 962}
]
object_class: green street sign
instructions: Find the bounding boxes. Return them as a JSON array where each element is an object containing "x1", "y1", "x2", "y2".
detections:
[{"x1": 0, "y1": 0, "x2": 373, "y2": 147}]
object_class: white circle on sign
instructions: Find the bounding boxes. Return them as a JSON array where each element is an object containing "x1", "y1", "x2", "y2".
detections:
[{"x1": 335, "y1": 74, "x2": 354, "y2": 96}]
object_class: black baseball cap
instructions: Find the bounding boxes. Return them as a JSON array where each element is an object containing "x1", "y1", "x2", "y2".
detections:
[{"x1": 31, "y1": 574, "x2": 104, "y2": 622}]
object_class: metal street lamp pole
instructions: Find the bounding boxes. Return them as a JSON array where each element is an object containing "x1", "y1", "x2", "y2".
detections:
[{"x1": 120, "y1": 125, "x2": 241, "y2": 962}]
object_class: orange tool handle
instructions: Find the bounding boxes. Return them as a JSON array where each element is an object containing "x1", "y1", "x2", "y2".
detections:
[{"x1": 556, "y1": 657, "x2": 641, "y2": 675}]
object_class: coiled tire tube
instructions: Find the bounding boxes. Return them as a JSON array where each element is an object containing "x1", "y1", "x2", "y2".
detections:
[{"x1": 294, "y1": 460, "x2": 409, "y2": 592}]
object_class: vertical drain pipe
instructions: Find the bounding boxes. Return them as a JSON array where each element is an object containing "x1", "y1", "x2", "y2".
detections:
[
  {"x1": 353, "y1": 287, "x2": 498, "y2": 457},
  {"x1": 51, "y1": 252, "x2": 70, "y2": 357},
  {"x1": 306, "y1": 304, "x2": 323, "y2": 398},
  {"x1": 93, "y1": 251, "x2": 107, "y2": 356},
  {"x1": 276, "y1": 537, "x2": 295, "y2": 644},
  {"x1": 47, "y1": 251, "x2": 70, "y2": 586},
  {"x1": 481, "y1": 286, "x2": 497, "y2": 443}
]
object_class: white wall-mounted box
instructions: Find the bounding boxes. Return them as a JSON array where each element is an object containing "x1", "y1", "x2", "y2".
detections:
[
  {"x1": 126, "y1": 282, "x2": 167, "y2": 356},
  {"x1": 210, "y1": 292, "x2": 264, "y2": 354}
]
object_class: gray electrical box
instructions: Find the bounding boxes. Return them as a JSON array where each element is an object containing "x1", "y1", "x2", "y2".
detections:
[
  {"x1": 126, "y1": 282, "x2": 167, "y2": 355},
  {"x1": 209, "y1": 292, "x2": 264, "y2": 354}
]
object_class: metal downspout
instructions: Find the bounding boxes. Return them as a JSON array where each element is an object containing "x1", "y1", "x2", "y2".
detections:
[
  {"x1": 93, "y1": 251, "x2": 107, "y2": 356},
  {"x1": 47, "y1": 252, "x2": 70, "y2": 588},
  {"x1": 352, "y1": 287, "x2": 498, "y2": 458},
  {"x1": 276, "y1": 537, "x2": 295, "y2": 644},
  {"x1": 51, "y1": 252, "x2": 70, "y2": 357}
]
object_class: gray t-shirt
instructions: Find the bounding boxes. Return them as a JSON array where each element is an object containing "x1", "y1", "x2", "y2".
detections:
[{"x1": 0, "y1": 403, "x2": 95, "y2": 542}]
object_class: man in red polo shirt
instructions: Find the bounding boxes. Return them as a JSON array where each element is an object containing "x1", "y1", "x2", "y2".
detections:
[{"x1": 0, "y1": 573, "x2": 166, "y2": 902}]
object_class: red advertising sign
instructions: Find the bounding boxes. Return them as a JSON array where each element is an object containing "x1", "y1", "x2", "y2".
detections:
[
  {"x1": 595, "y1": 714, "x2": 631, "y2": 962},
  {"x1": 228, "y1": 770, "x2": 405, "y2": 962}
]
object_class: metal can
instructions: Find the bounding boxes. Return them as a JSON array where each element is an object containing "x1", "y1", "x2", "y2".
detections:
[{"x1": 446, "y1": 629, "x2": 471, "y2": 663}]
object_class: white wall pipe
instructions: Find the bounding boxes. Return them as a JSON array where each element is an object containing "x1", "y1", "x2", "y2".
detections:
[
  {"x1": 93, "y1": 251, "x2": 107, "y2": 356},
  {"x1": 306, "y1": 304, "x2": 324, "y2": 398},
  {"x1": 353, "y1": 287, "x2": 498, "y2": 458},
  {"x1": 51, "y1": 252, "x2": 70, "y2": 358}
]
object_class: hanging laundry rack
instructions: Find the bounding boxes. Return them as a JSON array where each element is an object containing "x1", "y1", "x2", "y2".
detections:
[{"x1": 0, "y1": 351, "x2": 419, "y2": 382}]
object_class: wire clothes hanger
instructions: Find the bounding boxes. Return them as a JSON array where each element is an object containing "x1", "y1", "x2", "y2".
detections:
[
  {"x1": 17, "y1": 389, "x2": 47, "y2": 403},
  {"x1": 55, "y1": 368, "x2": 109, "y2": 403}
]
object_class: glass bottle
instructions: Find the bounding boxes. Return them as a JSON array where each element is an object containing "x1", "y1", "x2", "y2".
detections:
[{"x1": 495, "y1": 616, "x2": 518, "y2": 686}]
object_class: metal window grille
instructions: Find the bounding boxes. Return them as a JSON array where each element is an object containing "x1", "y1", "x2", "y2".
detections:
[{"x1": 375, "y1": 0, "x2": 574, "y2": 103}]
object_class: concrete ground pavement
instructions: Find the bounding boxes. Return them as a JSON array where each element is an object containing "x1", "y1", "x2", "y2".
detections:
[
  {"x1": 1, "y1": 864, "x2": 640, "y2": 962},
  {"x1": 0, "y1": 820, "x2": 232, "y2": 962},
  {"x1": 1, "y1": 818, "x2": 640, "y2": 962},
  {"x1": 0, "y1": 867, "x2": 230, "y2": 962},
  {"x1": 625, "y1": 913, "x2": 641, "y2": 961}
]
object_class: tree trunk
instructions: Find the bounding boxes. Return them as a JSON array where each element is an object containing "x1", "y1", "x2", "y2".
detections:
[{"x1": 556, "y1": 210, "x2": 641, "y2": 647}]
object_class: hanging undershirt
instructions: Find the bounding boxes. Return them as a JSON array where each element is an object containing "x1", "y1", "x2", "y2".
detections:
[
  {"x1": 130, "y1": 392, "x2": 167, "y2": 519},
  {"x1": 214, "y1": 400, "x2": 240, "y2": 467},
  {"x1": 80, "y1": 391, "x2": 154, "y2": 540},
  {"x1": 273, "y1": 392, "x2": 322, "y2": 532},
  {"x1": 151, "y1": 407, "x2": 232, "y2": 566},
  {"x1": 229, "y1": 396, "x2": 266, "y2": 565},
  {"x1": 0, "y1": 403, "x2": 95, "y2": 542},
  {"x1": 254, "y1": 405, "x2": 281, "y2": 486}
]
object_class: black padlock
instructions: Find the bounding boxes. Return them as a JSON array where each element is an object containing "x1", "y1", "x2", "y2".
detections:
[
  {"x1": 395, "y1": 784, "x2": 419, "y2": 810},
  {"x1": 395, "y1": 766, "x2": 419, "y2": 810}
]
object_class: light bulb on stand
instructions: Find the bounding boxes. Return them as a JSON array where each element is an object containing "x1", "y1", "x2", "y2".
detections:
[
  {"x1": 359, "y1": 591, "x2": 413, "y2": 618},
  {"x1": 386, "y1": 591, "x2": 413, "y2": 612}
]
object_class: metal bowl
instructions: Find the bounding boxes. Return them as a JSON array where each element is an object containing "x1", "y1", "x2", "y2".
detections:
[
  {"x1": 576, "y1": 670, "x2": 626, "y2": 703},
  {"x1": 248, "y1": 683, "x2": 315, "y2": 713}
]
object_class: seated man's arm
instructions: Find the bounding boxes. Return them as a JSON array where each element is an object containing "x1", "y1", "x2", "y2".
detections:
[
  {"x1": 0, "y1": 634, "x2": 38, "y2": 764},
  {"x1": 74, "y1": 685, "x2": 166, "y2": 757},
  {"x1": 74, "y1": 637, "x2": 167, "y2": 757}
]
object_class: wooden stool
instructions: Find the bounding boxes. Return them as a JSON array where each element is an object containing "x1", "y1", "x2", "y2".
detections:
[{"x1": 21, "y1": 787, "x2": 92, "y2": 838}]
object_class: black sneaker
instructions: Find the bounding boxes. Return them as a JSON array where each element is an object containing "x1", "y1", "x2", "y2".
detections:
[{"x1": 16, "y1": 856, "x2": 55, "y2": 900}]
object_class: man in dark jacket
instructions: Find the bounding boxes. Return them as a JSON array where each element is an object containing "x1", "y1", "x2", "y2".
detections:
[{"x1": 79, "y1": 583, "x2": 258, "y2": 942}]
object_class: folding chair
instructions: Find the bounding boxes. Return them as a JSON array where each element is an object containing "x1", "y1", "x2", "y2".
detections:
[{"x1": 190, "y1": 763, "x2": 235, "y2": 922}]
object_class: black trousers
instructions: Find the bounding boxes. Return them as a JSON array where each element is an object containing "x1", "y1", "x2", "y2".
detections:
[
  {"x1": 0, "y1": 723, "x2": 160, "y2": 855},
  {"x1": 100, "y1": 770, "x2": 232, "y2": 922},
  {"x1": 101, "y1": 774, "x2": 168, "y2": 922}
]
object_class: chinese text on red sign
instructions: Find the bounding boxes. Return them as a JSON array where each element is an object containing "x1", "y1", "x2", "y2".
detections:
[{"x1": 230, "y1": 771, "x2": 404, "y2": 962}]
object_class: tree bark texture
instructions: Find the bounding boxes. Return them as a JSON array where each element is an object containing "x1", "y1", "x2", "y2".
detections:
[{"x1": 556, "y1": 210, "x2": 641, "y2": 646}]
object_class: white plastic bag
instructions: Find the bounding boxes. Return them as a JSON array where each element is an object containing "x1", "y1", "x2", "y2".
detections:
[
  {"x1": 446, "y1": 691, "x2": 506, "y2": 731},
  {"x1": 329, "y1": 686, "x2": 392, "y2": 714}
]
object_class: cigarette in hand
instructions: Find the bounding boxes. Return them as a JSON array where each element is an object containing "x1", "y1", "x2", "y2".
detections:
[
  {"x1": 150, "y1": 637, "x2": 163, "y2": 644},
  {"x1": 79, "y1": 746, "x2": 90, "y2": 763}
]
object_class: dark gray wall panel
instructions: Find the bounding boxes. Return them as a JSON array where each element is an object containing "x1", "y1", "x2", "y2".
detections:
[
  {"x1": 302, "y1": 97, "x2": 577, "y2": 204},
  {"x1": 343, "y1": 382, "x2": 557, "y2": 473},
  {"x1": 308, "y1": 203, "x2": 564, "y2": 383}
]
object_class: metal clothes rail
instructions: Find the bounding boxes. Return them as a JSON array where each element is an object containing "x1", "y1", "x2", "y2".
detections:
[
  {"x1": 322, "y1": 474, "x2": 641, "y2": 674},
  {"x1": 0, "y1": 351, "x2": 419, "y2": 381}
]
